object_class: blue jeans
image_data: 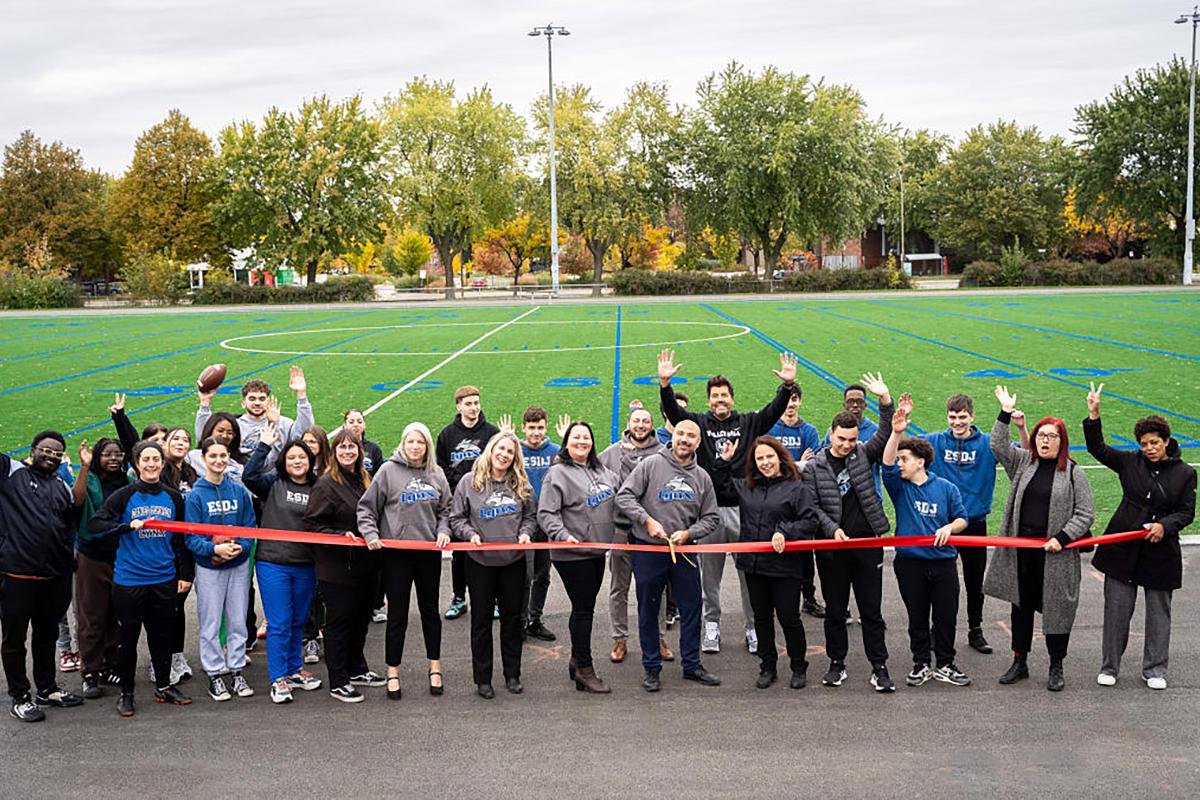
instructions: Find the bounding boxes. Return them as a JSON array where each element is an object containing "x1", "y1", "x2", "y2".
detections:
[
  {"x1": 256, "y1": 561, "x2": 317, "y2": 682},
  {"x1": 632, "y1": 549, "x2": 702, "y2": 674}
]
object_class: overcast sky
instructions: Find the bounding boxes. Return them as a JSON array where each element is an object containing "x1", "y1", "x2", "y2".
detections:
[{"x1": 0, "y1": 0, "x2": 1186, "y2": 174}]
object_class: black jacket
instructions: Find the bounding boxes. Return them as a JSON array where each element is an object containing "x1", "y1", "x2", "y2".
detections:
[
  {"x1": 804, "y1": 401, "x2": 894, "y2": 538},
  {"x1": 712, "y1": 458, "x2": 820, "y2": 578},
  {"x1": 0, "y1": 453, "x2": 77, "y2": 579},
  {"x1": 1085, "y1": 417, "x2": 1196, "y2": 591},
  {"x1": 436, "y1": 414, "x2": 500, "y2": 493},
  {"x1": 303, "y1": 470, "x2": 380, "y2": 584},
  {"x1": 362, "y1": 439, "x2": 385, "y2": 478},
  {"x1": 660, "y1": 382, "x2": 792, "y2": 506}
]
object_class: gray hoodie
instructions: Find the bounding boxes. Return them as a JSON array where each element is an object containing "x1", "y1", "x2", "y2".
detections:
[
  {"x1": 599, "y1": 433, "x2": 664, "y2": 530},
  {"x1": 538, "y1": 459, "x2": 620, "y2": 561},
  {"x1": 196, "y1": 398, "x2": 314, "y2": 460},
  {"x1": 357, "y1": 457, "x2": 452, "y2": 544},
  {"x1": 450, "y1": 475, "x2": 537, "y2": 567},
  {"x1": 615, "y1": 451, "x2": 721, "y2": 546}
]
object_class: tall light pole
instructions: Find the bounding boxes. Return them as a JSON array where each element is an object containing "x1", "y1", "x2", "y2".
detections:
[
  {"x1": 1177, "y1": 7, "x2": 1199, "y2": 285},
  {"x1": 529, "y1": 23, "x2": 570, "y2": 294}
]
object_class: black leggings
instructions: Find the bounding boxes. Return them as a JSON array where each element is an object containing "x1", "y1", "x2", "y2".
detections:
[
  {"x1": 959, "y1": 519, "x2": 988, "y2": 629},
  {"x1": 744, "y1": 572, "x2": 807, "y2": 673},
  {"x1": 113, "y1": 581, "x2": 176, "y2": 692},
  {"x1": 465, "y1": 557, "x2": 524, "y2": 684},
  {"x1": 452, "y1": 551, "x2": 467, "y2": 599},
  {"x1": 1011, "y1": 604, "x2": 1070, "y2": 661},
  {"x1": 381, "y1": 550, "x2": 442, "y2": 666},
  {"x1": 171, "y1": 584, "x2": 191, "y2": 654},
  {"x1": 320, "y1": 577, "x2": 376, "y2": 689},
  {"x1": 553, "y1": 557, "x2": 606, "y2": 669}
]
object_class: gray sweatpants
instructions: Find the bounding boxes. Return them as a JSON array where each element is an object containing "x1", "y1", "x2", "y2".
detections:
[
  {"x1": 195, "y1": 562, "x2": 251, "y2": 676},
  {"x1": 609, "y1": 529, "x2": 666, "y2": 640},
  {"x1": 699, "y1": 506, "x2": 754, "y2": 631},
  {"x1": 1101, "y1": 577, "x2": 1172, "y2": 680},
  {"x1": 57, "y1": 609, "x2": 74, "y2": 652}
]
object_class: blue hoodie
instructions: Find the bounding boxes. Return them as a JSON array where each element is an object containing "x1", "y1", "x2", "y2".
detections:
[
  {"x1": 769, "y1": 418, "x2": 820, "y2": 461},
  {"x1": 87, "y1": 481, "x2": 187, "y2": 587},
  {"x1": 923, "y1": 426, "x2": 997, "y2": 521},
  {"x1": 655, "y1": 426, "x2": 672, "y2": 447},
  {"x1": 184, "y1": 476, "x2": 256, "y2": 570},
  {"x1": 521, "y1": 438, "x2": 561, "y2": 499},
  {"x1": 882, "y1": 463, "x2": 967, "y2": 560}
]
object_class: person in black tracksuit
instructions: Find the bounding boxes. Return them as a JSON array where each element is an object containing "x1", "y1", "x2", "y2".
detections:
[
  {"x1": 0, "y1": 433, "x2": 86, "y2": 722},
  {"x1": 712, "y1": 436, "x2": 821, "y2": 690},
  {"x1": 656, "y1": 348, "x2": 799, "y2": 652},
  {"x1": 435, "y1": 386, "x2": 500, "y2": 621}
]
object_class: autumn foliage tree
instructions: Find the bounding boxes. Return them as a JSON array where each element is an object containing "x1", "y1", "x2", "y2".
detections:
[{"x1": 479, "y1": 212, "x2": 546, "y2": 293}]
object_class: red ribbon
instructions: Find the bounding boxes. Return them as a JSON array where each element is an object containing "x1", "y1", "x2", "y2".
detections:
[{"x1": 142, "y1": 519, "x2": 1150, "y2": 554}]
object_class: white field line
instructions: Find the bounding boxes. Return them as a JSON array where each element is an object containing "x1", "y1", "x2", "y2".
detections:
[{"x1": 351, "y1": 306, "x2": 541, "y2": 428}]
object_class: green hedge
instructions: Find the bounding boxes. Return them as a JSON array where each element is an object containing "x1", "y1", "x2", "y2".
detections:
[
  {"x1": 961, "y1": 257, "x2": 1180, "y2": 288},
  {"x1": 192, "y1": 276, "x2": 376, "y2": 305},
  {"x1": 0, "y1": 274, "x2": 83, "y2": 309},
  {"x1": 779, "y1": 267, "x2": 911, "y2": 292},
  {"x1": 610, "y1": 267, "x2": 911, "y2": 296}
]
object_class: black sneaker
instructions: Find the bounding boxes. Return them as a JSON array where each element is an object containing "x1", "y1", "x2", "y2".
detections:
[
  {"x1": 154, "y1": 685, "x2": 193, "y2": 705},
  {"x1": 802, "y1": 596, "x2": 826, "y2": 618},
  {"x1": 34, "y1": 686, "x2": 84, "y2": 708},
  {"x1": 933, "y1": 664, "x2": 972, "y2": 687},
  {"x1": 10, "y1": 696, "x2": 45, "y2": 722},
  {"x1": 116, "y1": 693, "x2": 135, "y2": 718},
  {"x1": 476, "y1": 683, "x2": 496, "y2": 700},
  {"x1": 100, "y1": 670, "x2": 122, "y2": 687},
  {"x1": 350, "y1": 671, "x2": 386, "y2": 688},
  {"x1": 681, "y1": 668, "x2": 721, "y2": 686},
  {"x1": 968, "y1": 627, "x2": 993, "y2": 654},
  {"x1": 329, "y1": 684, "x2": 364, "y2": 703},
  {"x1": 870, "y1": 665, "x2": 896, "y2": 693},
  {"x1": 642, "y1": 670, "x2": 661, "y2": 693},
  {"x1": 664, "y1": 607, "x2": 680, "y2": 629},
  {"x1": 208, "y1": 675, "x2": 232, "y2": 702},
  {"x1": 789, "y1": 668, "x2": 807, "y2": 689},
  {"x1": 821, "y1": 661, "x2": 847, "y2": 687},
  {"x1": 906, "y1": 663, "x2": 933, "y2": 686},
  {"x1": 505, "y1": 677, "x2": 523, "y2": 694},
  {"x1": 1047, "y1": 662, "x2": 1065, "y2": 692},
  {"x1": 524, "y1": 621, "x2": 557, "y2": 642},
  {"x1": 755, "y1": 669, "x2": 777, "y2": 689},
  {"x1": 81, "y1": 673, "x2": 104, "y2": 700}
]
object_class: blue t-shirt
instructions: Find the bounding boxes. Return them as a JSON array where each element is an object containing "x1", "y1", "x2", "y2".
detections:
[
  {"x1": 769, "y1": 419, "x2": 820, "y2": 461},
  {"x1": 521, "y1": 439, "x2": 560, "y2": 500},
  {"x1": 110, "y1": 486, "x2": 182, "y2": 586},
  {"x1": 923, "y1": 427, "x2": 997, "y2": 522},
  {"x1": 882, "y1": 463, "x2": 966, "y2": 560}
]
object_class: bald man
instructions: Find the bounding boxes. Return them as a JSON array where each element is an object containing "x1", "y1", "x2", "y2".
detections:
[{"x1": 615, "y1": 420, "x2": 722, "y2": 692}]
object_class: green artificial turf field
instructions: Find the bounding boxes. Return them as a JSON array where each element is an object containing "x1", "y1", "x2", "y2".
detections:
[{"x1": 2, "y1": 290, "x2": 1197, "y2": 531}]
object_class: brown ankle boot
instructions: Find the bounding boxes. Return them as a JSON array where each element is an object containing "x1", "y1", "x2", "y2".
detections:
[
  {"x1": 575, "y1": 665, "x2": 612, "y2": 694},
  {"x1": 568, "y1": 657, "x2": 577, "y2": 681},
  {"x1": 660, "y1": 638, "x2": 675, "y2": 662},
  {"x1": 610, "y1": 639, "x2": 627, "y2": 663}
]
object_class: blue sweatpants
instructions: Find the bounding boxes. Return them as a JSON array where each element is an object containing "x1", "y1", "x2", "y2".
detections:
[
  {"x1": 256, "y1": 561, "x2": 317, "y2": 682},
  {"x1": 632, "y1": 549, "x2": 702, "y2": 674}
]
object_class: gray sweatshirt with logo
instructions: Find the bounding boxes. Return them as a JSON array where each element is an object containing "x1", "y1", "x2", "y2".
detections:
[
  {"x1": 537, "y1": 459, "x2": 620, "y2": 562},
  {"x1": 615, "y1": 451, "x2": 721, "y2": 546},
  {"x1": 357, "y1": 457, "x2": 452, "y2": 544},
  {"x1": 599, "y1": 434, "x2": 664, "y2": 531},
  {"x1": 449, "y1": 476, "x2": 537, "y2": 567}
]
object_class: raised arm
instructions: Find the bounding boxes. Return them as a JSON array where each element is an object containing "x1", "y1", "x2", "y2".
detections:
[
  {"x1": 990, "y1": 385, "x2": 1024, "y2": 478},
  {"x1": 746, "y1": 353, "x2": 800, "y2": 436},
  {"x1": 1081, "y1": 382, "x2": 1129, "y2": 472},
  {"x1": 881, "y1": 393, "x2": 911, "y2": 467},
  {"x1": 657, "y1": 349, "x2": 702, "y2": 427},
  {"x1": 109, "y1": 394, "x2": 138, "y2": 467},
  {"x1": 72, "y1": 440, "x2": 93, "y2": 509},
  {"x1": 860, "y1": 372, "x2": 895, "y2": 463},
  {"x1": 288, "y1": 367, "x2": 313, "y2": 442}
]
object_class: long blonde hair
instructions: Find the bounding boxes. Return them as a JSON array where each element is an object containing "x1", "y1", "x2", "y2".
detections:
[
  {"x1": 393, "y1": 422, "x2": 438, "y2": 473},
  {"x1": 470, "y1": 431, "x2": 531, "y2": 503}
]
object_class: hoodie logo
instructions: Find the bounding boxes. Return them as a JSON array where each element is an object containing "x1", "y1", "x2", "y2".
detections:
[
  {"x1": 400, "y1": 477, "x2": 438, "y2": 504},
  {"x1": 451, "y1": 440, "x2": 483, "y2": 464},
  {"x1": 657, "y1": 476, "x2": 695, "y2": 502},
  {"x1": 942, "y1": 449, "x2": 976, "y2": 465},
  {"x1": 587, "y1": 480, "x2": 615, "y2": 508},
  {"x1": 479, "y1": 489, "x2": 519, "y2": 520},
  {"x1": 524, "y1": 454, "x2": 553, "y2": 471}
]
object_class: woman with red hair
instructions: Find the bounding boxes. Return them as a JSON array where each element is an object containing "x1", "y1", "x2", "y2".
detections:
[{"x1": 984, "y1": 386, "x2": 1095, "y2": 692}]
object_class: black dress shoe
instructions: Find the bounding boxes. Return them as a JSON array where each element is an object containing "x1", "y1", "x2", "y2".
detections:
[
  {"x1": 642, "y1": 670, "x2": 661, "y2": 692},
  {"x1": 116, "y1": 693, "x2": 135, "y2": 717},
  {"x1": 755, "y1": 669, "x2": 777, "y2": 689},
  {"x1": 476, "y1": 683, "x2": 495, "y2": 699},
  {"x1": 525, "y1": 622, "x2": 557, "y2": 642},
  {"x1": 682, "y1": 668, "x2": 721, "y2": 686},
  {"x1": 505, "y1": 677, "x2": 523, "y2": 695},
  {"x1": 999, "y1": 658, "x2": 1029, "y2": 685},
  {"x1": 790, "y1": 669, "x2": 807, "y2": 689},
  {"x1": 968, "y1": 628, "x2": 993, "y2": 654},
  {"x1": 802, "y1": 597, "x2": 826, "y2": 618},
  {"x1": 1047, "y1": 662, "x2": 1065, "y2": 692}
]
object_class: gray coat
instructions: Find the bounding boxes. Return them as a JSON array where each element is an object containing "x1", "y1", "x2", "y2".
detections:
[{"x1": 983, "y1": 416, "x2": 1096, "y2": 634}]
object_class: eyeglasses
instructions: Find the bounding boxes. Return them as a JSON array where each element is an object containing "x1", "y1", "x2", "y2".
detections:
[
  {"x1": 1035, "y1": 432, "x2": 1060, "y2": 441},
  {"x1": 33, "y1": 446, "x2": 65, "y2": 458}
]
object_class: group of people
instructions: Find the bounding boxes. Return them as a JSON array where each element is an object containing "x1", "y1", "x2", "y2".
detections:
[{"x1": 0, "y1": 351, "x2": 1194, "y2": 723}]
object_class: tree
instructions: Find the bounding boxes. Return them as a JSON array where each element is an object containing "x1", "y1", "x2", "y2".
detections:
[
  {"x1": 108, "y1": 110, "x2": 222, "y2": 263},
  {"x1": 479, "y1": 212, "x2": 547, "y2": 294},
  {"x1": 1062, "y1": 187, "x2": 1144, "y2": 259},
  {"x1": 0, "y1": 130, "x2": 118, "y2": 278},
  {"x1": 684, "y1": 63, "x2": 897, "y2": 272},
  {"x1": 1074, "y1": 58, "x2": 1196, "y2": 259},
  {"x1": 213, "y1": 95, "x2": 385, "y2": 284},
  {"x1": 380, "y1": 225, "x2": 433, "y2": 276},
  {"x1": 881, "y1": 129, "x2": 950, "y2": 249},
  {"x1": 925, "y1": 121, "x2": 1071, "y2": 258},
  {"x1": 378, "y1": 78, "x2": 525, "y2": 299}
]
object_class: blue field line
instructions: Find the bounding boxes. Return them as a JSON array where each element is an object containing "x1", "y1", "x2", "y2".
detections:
[
  {"x1": 872, "y1": 301, "x2": 1200, "y2": 363},
  {"x1": 989, "y1": 302, "x2": 1200, "y2": 335},
  {"x1": 610, "y1": 306, "x2": 623, "y2": 443},
  {"x1": 3, "y1": 310, "x2": 384, "y2": 455},
  {"x1": 0, "y1": 316, "x2": 269, "y2": 364},
  {"x1": 806, "y1": 307, "x2": 1200, "y2": 430},
  {"x1": 700, "y1": 304, "x2": 925, "y2": 435}
]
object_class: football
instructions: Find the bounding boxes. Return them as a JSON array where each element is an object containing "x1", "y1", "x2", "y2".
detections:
[{"x1": 196, "y1": 363, "x2": 227, "y2": 393}]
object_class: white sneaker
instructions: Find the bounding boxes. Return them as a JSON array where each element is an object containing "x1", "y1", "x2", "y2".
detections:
[
  {"x1": 1096, "y1": 672, "x2": 1117, "y2": 687},
  {"x1": 371, "y1": 607, "x2": 387, "y2": 624},
  {"x1": 745, "y1": 629, "x2": 758, "y2": 654},
  {"x1": 303, "y1": 639, "x2": 320, "y2": 664},
  {"x1": 170, "y1": 653, "x2": 192, "y2": 684},
  {"x1": 286, "y1": 671, "x2": 323, "y2": 691},
  {"x1": 702, "y1": 622, "x2": 721, "y2": 653},
  {"x1": 1144, "y1": 675, "x2": 1167, "y2": 690},
  {"x1": 270, "y1": 678, "x2": 294, "y2": 704},
  {"x1": 230, "y1": 671, "x2": 254, "y2": 698}
]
